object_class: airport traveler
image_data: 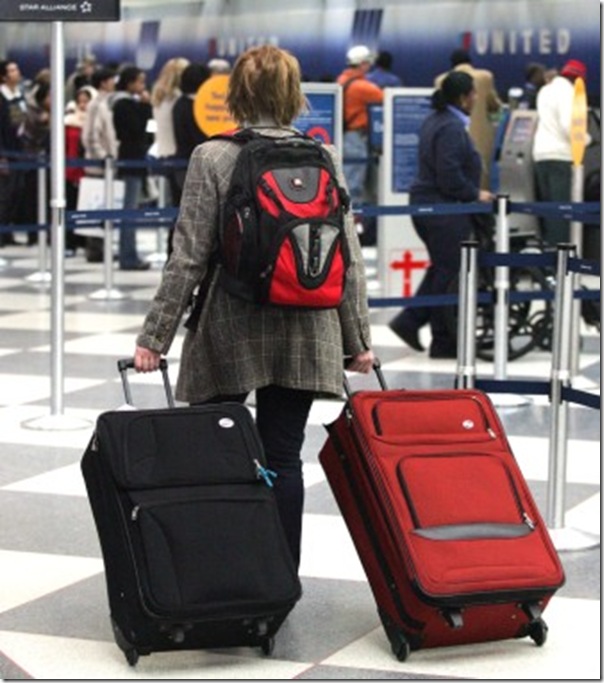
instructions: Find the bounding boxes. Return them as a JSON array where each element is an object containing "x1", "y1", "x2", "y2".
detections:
[
  {"x1": 150, "y1": 56, "x2": 189, "y2": 205},
  {"x1": 435, "y1": 48, "x2": 502, "y2": 190},
  {"x1": 366, "y1": 50, "x2": 403, "y2": 89},
  {"x1": 170, "y1": 61, "x2": 211, "y2": 206},
  {"x1": 336, "y1": 45, "x2": 383, "y2": 243},
  {"x1": 20, "y1": 80, "x2": 51, "y2": 246},
  {"x1": 64, "y1": 85, "x2": 96, "y2": 255},
  {"x1": 132, "y1": 44, "x2": 375, "y2": 569},
  {"x1": 389, "y1": 71, "x2": 495, "y2": 359},
  {"x1": 518, "y1": 62, "x2": 546, "y2": 110},
  {"x1": 112, "y1": 65, "x2": 153, "y2": 270},
  {"x1": 533, "y1": 58, "x2": 588, "y2": 247},
  {"x1": 0, "y1": 60, "x2": 27, "y2": 247},
  {"x1": 207, "y1": 57, "x2": 232, "y2": 75},
  {"x1": 80, "y1": 66, "x2": 118, "y2": 262}
]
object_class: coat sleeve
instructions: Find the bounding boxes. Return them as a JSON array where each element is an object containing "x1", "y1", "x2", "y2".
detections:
[
  {"x1": 326, "y1": 144, "x2": 372, "y2": 356},
  {"x1": 136, "y1": 143, "x2": 221, "y2": 353}
]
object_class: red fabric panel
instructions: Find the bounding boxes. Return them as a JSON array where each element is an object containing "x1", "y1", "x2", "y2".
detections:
[
  {"x1": 400, "y1": 454, "x2": 521, "y2": 527},
  {"x1": 258, "y1": 169, "x2": 336, "y2": 218},
  {"x1": 268, "y1": 239, "x2": 345, "y2": 307}
]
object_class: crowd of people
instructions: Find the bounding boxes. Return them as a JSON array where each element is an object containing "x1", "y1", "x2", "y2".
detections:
[{"x1": 0, "y1": 54, "x2": 221, "y2": 264}]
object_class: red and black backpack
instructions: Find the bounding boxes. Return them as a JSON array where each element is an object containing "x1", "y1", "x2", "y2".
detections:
[{"x1": 215, "y1": 129, "x2": 351, "y2": 308}]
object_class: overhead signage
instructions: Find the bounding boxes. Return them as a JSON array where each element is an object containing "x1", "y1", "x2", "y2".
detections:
[{"x1": 0, "y1": 0, "x2": 121, "y2": 22}]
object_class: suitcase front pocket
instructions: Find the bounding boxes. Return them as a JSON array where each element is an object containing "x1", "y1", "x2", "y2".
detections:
[
  {"x1": 396, "y1": 453, "x2": 564, "y2": 598},
  {"x1": 397, "y1": 452, "x2": 534, "y2": 538},
  {"x1": 127, "y1": 485, "x2": 301, "y2": 618},
  {"x1": 371, "y1": 396, "x2": 498, "y2": 444}
]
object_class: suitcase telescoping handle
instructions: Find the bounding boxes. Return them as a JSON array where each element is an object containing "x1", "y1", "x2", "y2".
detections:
[
  {"x1": 117, "y1": 357, "x2": 176, "y2": 408},
  {"x1": 343, "y1": 356, "x2": 388, "y2": 398}
]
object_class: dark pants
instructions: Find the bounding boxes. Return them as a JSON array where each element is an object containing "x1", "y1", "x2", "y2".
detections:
[
  {"x1": 534, "y1": 160, "x2": 571, "y2": 247},
  {"x1": 195, "y1": 384, "x2": 315, "y2": 569},
  {"x1": 391, "y1": 213, "x2": 472, "y2": 355}
]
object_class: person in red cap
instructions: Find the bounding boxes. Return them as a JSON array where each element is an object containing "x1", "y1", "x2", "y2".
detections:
[{"x1": 532, "y1": 58, "x2": 588, "y2": 247}]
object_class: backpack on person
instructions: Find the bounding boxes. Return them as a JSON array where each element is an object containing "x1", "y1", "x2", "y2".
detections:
[{"x1": 215, "y1": 129, "x2": 351, "y2": 308}]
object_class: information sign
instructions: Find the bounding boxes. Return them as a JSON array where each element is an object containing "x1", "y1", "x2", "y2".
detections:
[
  {"x1": 570, "y1": 77, "x2": 588, "y2": 166},
  {"x1": 296, "y1": 83, "x2": 343, "y2": 154},
  {"x1": 391, "y1": 94, "x2": 432, "y2": 193},
  {"x1": 0, "y1": 0, "x2": 120, "y2": 21},
  {"x1": 193, "y1": 75, "x2": 235, "y2": 136}
]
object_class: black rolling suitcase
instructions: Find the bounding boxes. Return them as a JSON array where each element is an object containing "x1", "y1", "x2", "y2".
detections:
[{"x1": 81, "y1": 358, "x2": 301, "y2": 666}]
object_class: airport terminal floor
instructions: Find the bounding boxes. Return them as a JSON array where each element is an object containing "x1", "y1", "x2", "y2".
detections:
[{"x1": 0, "y1": 234, "x2": 600, "y2": 680}]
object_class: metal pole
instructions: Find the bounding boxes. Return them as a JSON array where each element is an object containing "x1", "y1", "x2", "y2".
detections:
[
  {"x1": 569, "y1": 164, "x2": 584, "y2": 377},
  {"x1": 456, "y1": 240, "x2": 478, "y2": 389},
  {"x1": 89, "y1": 156, "x2": 125, "y2": 300},
  {"x1": 49, "y1": 21, "x2": 66, "y2": 416},
  {"x1": 25, "y1": 156, "x2": 51, "y2": 284},
  {"x1": 22, "y1": 21, "x2": 90, "y2": 432},
  {"x1": 546, "y1": 244, "x2": 574, "y2": 530},
  {"x1": 493, "y1": 194, "x2": 510, "y2": 380}
]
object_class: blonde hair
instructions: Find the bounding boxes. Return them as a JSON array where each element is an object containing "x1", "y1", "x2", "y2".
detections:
[
  {"x1": 150, "y1": 57, "x2": 190, "y2": 107},
  {"x1": 226, "y1": 45, "x2": 307, "y2": 126}
]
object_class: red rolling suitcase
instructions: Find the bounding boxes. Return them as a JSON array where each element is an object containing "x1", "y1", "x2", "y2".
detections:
[{"x1": 318, "y1": 365, "x2": 565, "y2": 661}]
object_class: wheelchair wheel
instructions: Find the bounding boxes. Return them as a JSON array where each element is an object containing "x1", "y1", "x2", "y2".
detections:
[{"x1": 446, "y1": 265, "x2": 553, "y2": 362}]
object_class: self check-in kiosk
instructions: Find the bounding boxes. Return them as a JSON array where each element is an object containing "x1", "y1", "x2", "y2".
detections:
[
  {"x1": 296, "y1": 83, "x2": 343, "y2": 154},
  {"x1": 377, "y1": 88, "x2": 432, "y2": 297},
  {"x1": 497, "y1": 109, "x2": 540, "y2": 237}
]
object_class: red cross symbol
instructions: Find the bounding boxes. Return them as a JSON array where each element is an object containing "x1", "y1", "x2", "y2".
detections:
[{"x1": 390, "y1": 250, "x2": 430, "y2": 296}]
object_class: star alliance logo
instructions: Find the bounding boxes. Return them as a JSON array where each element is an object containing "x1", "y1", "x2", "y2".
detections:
[{"x1": 80, "y1": 0, "x2": 92, "y2": 12}]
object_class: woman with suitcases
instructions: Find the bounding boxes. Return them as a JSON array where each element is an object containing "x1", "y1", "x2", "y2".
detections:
[{"x1": 132, "y1": 44, "x2": 375, "y2": 570}]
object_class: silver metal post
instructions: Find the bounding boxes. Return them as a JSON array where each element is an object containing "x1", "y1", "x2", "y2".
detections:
[
  {"x1": 22, "y1": 21, "x2": 90, "y2": 432},
  {"x1": 569, "y1": 164, "x2": 584, "y2": 377},
  {"x1": 89, "y1": 156, "x2": 125, "y2": 300},
  {"x1": 49, "y1": 21, "x2": 66, "y2": 417},
  {"x1": 493, "y1": 194, "x2": 510, "y2": 380},
  {"x1": 456, "y1": 240, "x2": 478, "y2": 389},
  {"x1": 147, "y1": 174, "x2": 168, "y2": 265},
  {"x1": 546, "y1": 243, "x2": 599, "y2": 551},
  {"x1": 25, "y1": 156, "x2": 51, "y2": 284},
  {"x1": 490, "y1": 194, "x2": 530, "y2": 408}
]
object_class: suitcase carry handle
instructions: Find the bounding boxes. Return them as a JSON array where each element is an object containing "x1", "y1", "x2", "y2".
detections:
[
  {"x1": 343, "y1": 356, "x2": 388, "y2": 398},
  {"x1": 117, "y1": 357, "x2": 175, "y2": 408}
]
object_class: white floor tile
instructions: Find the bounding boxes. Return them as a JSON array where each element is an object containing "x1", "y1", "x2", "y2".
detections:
[
  {"x1": 0, "y1": 375, "x2": 105, "y2": 407},
  {"x1": 0, "y1": 631, "x2": 311, "y2": 680},
  {"x1": 300, "y1": 514, "x2": 365, "y2": 581},
  {"x1": 0, "y1": 550, "x2": 103, "y2": 613},
  {"x1": 322, "y1": 597, "x2": 601, "y2": 680},
  {"x1": 3, "y1": 463, "x2": 87, "y2": 497}
]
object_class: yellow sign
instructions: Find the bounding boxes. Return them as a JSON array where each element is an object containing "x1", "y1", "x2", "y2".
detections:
[
  {"x1": 193, "y1": 74, "x2": 236, "y2": 136},
  {"x1": 570, "y1": 77, "x2": 588, "y2": 166}
]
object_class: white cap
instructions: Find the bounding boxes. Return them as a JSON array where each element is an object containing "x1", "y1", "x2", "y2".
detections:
[{"x1": 346, "y1": 45, "x2": 373, "y2": 66}]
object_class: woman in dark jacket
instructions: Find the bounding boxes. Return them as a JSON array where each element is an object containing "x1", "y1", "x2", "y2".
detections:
[{"x1": 389, "y1": 71, "x2": 494, "y2": 358}]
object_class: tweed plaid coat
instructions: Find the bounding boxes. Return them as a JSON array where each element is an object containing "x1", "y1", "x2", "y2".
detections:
[{"x1": 136, "y1": 126, "x2": 372, "y2": 403}]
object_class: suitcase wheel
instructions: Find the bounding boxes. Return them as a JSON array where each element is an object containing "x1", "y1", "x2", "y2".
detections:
[
  {"x1": 125, "y1": 648, "x2": 140, "y2": 667},
  {"x1": 260, "y1": 636, "x2": 275, "y2": 656},
  {"x1": 528, "y1": 617, "x2": 548, "y2": 647},
  {"x1": 390, "y1": 631, "x2": 411, "y2": 662}
]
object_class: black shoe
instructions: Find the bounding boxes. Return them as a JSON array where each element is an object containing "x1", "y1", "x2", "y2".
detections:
[
  {"x1": 429, "y1": 347, "x2": 457, "y2": 359},
  {"x1": 389, "y1": 319, "x2": 425, "y2": 352},
  {"x1": 120, "y1": 260, "x2": 151, "y2": 271}
]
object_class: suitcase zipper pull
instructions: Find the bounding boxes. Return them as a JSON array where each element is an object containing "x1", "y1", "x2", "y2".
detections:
[
  {"x1": 131, "y1": 505, "x2": 140, "y2": 521},
  {"x1": 254, "y1": 459, "x2": 277, "y2": 488},
  {"x1": 522, "y1": 512, "x2": 536, "y2": 530}
]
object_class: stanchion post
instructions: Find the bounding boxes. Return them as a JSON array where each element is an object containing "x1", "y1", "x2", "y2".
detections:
[
  {"x1": 569, "y1": 164, "x2": 584, "y2": 377},
  {"x1": 456, "y1": 240, "x2": 479, "y2": 389},
  {"x1": 89, "y1": 156, "x2": 125, "y2": 300},
  {"x1": 103, "y1": 156, "x2": 115, "y2": 288},
  {"x1": 545, "y1": 244, "x2": 598, "y2": 550},
  {"x1": 493, "y1": 194, "x2": 510, "y2": 381},
  {"x1": 25, "y1": 155, "x2": 51, "y2": 284},
  {"x1": 546, "y1": 243, "x2": 575, "y2": 529}
]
